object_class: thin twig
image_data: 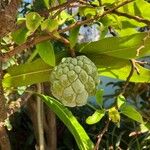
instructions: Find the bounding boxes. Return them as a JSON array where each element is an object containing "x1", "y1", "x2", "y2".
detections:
[
  {"x1": 94, "y1": 120, "x2": 110, "y2": 150},
  {"x1": 121, "y1": 59, "x2": 141, "y2": 94},
  {"x1": 112, "y1": 10, "x2": 150, "y2": 25}
]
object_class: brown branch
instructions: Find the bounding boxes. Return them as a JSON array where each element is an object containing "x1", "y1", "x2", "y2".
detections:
[
  {"x1": 94, "y1": 120, "x2": 110, "y2": 150},
  {"x1": 121, "y1": 59, "x2": 140, "y2": 95},
  {"x1": 0, "y1": 0, "x2": 21, "y2": 38},
  {"x1": 0, "y1": 44, "x2": 11, "y2": 149},
  {"x1": 0, "y1": 0, "x2": 134, "y2": 62},
  {"x1": 112, "y1": 10, "x2": 150, "y2": 25}
]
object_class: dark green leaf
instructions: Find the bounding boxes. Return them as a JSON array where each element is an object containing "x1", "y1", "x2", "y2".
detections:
[
  {"x1": 120, "y1": 104, "x2": 144, "y2": 123},
  {"x1": 26, "y1": 12, "x2": 43, "y2": 32},
  {"x1": 86, "y1": 110, "x2": 105, "y2": 125},
  {"x1": 40, "y1": 95, "x2": 94, "y2": 150},
  {"x1": 36, "y1": 41, "x2": 55, "y2": 66}
]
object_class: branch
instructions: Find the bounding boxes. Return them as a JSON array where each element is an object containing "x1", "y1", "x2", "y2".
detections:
[
  {"x1": 0, "y1": 41, "x2": 11, "y2": 149},
  {"x1": 37, "y1": 84, "x2": 45, "y2": 150},
  {"x1": 112, "y1": 10, "x2": 150, "y2": 25},
  {"x1": 121, "y1": 59, "x2": 140, "y2": 95},
  {"x1": 0, "y1": 0, "x2": 21, "y2": 38},
  {"x1": 0, "y1": 0, "x2": 134, "y2": 62},
  {"x1": 94, "y1": 120, "x2": 110, "y2": 150}
]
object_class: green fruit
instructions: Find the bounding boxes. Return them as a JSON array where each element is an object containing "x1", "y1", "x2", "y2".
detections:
[{"x1": 50, "y1": 55, "x2": 99, "y2": 107}]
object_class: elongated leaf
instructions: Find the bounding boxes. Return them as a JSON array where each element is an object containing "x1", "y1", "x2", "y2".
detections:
[
  {"x1": 3, "y1": 53, "x2": 150, "y2": 88},
  {"x1": 96, "y1": 89, "x2": 104, "y2": 108},
  {"x1": 86, "y1": 110, "x2": 105, "y2": 125},
  {"x1": 77, "y1": 32, "x2": 150, "y2": 59},
  {"x1": 43, "y1": 0, "x2": 50, "y2": 9},
  {"x1": 37, "y1": 41, "x2": 55, "y2": 66},
  {"x1": 69, "y1": 26, "x2": 80, "y2": 48},
  {"x1": 3, "y1": 59, "x2": 52, "y2": 88},
  {"x1": 88, "y1": 54, "x2": 150, "y2": 83},
  {"x1": 120, "y1": 104, "x2": 144, "y2": 123},
  {"x1": 39, "y1": 95, "x2": 94, "y2": 150}
]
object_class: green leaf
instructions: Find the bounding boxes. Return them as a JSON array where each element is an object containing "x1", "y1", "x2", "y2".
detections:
[
  {"x1": 79, "y1": 7, "x2": 97, "y2": 17},
  {"x1": 57, "y1": 11, "x2": 72, "y2": 25},
  {"x1": 41, "y1": 18, "x2": 59, "y2": 32},
  {"x1": 77, "y1": 32, "x2": 150, "y2": 59},
  {"x1": 140, "y1": 123, "x2": 150, "y2": 133},
  {"x1": 86, "y1": 110, "x2": 105, "y2": 125},
  {"x1": 117, "y1": 95, "x2": 126, "y2": 108},
  {"x1": 36, "y1": 41, "x2": 55, "y2": 66},
  {"x1": 11, "y1": 27, "x2": 29, "y2": 44},
  {"x1": 69, "y1": 26, "x2": 80, "y2": 48},
  {"x1": 58, "y1": 0, "x2": 66, "y2": 4},
  {"x1": 87, "y1": 54, "x2": 150, "y2": 83},
  {"x1": 108, "y1": 107, "x2": 120, "y2": 123},
  {"x1": 3, "y1": 59, "x2": 52, "y2": 88},
  {"x1": 120, "y1": 104, "x2": 144, "y2": 123},
  {"x1": 26, "y1": 12, "x2": 43, "y2": 32},
  {"x1": 3, "y1": 52, "x2": 150, "y2": 88},
  {"x1": 43, "y1": 0, "x2": 50, "y2": 9},
  {"x1": 39, "y1": 95, "x2": 94, "y2": 150},
  {"x1": 96, "y1": 89, "x2": 104, "y2": 108}
]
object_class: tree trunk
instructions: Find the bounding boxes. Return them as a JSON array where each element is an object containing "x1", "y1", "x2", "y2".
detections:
[{"x1": 0, "y1": 52, "x2": 11, "y2": 150}]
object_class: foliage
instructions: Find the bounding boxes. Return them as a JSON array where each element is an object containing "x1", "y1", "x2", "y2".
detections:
[{"x1": 1, "y1": 0, "x2": 150, "y2": 149}]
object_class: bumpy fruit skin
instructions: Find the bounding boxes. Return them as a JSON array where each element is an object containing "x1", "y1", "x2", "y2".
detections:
[{"x1": 50, "y1": 55, "x2": 99, "y2": 107}]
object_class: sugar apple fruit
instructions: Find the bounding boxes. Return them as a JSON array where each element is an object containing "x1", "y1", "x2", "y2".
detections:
[{"x1": 50, "y1": 55, "x2": 99, "y2": 107}]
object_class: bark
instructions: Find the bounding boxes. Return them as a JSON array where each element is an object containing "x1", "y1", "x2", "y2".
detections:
[
  {"x1": 0, "y1": 52, "x2": 11, "y2": 149},
  {"x1": 0, "y1": 0, "x2": 21, "y2": 38},
  {"x1": 43, "y1": 83, "x2": 57, "y2": 150}
]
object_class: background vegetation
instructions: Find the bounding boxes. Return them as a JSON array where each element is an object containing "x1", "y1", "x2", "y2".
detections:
[{"x1": 0, "y1": 0, "x2": 150, "y2": 149}]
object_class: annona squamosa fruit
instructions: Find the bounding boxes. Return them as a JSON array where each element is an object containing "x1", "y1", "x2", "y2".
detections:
[{"x1": 50, "y1": 55, "x2": 99, "y2": 107}]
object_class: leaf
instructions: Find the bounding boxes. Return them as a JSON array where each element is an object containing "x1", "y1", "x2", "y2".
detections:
[
  {"x1": 41, "y1": 18, "x2": 59, "y2": 32},
  {"x1": 77, "y1": 32, "x2": 150, "y2": 59},
  {"x1": 108, "y1": 107, "x2": 120, "y2": 123},
  {"x1": 120, "y1": 104, "x2": 144, "y2": 123},
  {"x1": 140, "y1": 123, "x2": 150, "y2": 133},
  {"x1": 86, "y1": 110, "x2": 105, "y2": 125},
  {"x1": 69, "y1": 26, "x2": 80, "y2": 48},
  {"x1": 3, "y1": 59, "x2": 52, "y2": 88},
  {"x1": 36, "y1": 41, "x2": 55, "y2": 66},
  {"x1": 79, "y1": 7, "x2": 97, "y2": 17},
  {"x1": 87, "y1": 54, "x2": 150, "y2": 83},
  {"x1": 39, "y1": 95, "x2": 94, "y2": 150},
  {"x1": 96, "y1": 89, "x2": 104, "y2": 108},
  {"x1": 11, "y1": 27, "x2": 29, "y2": 44},
  {"x1": 57, "y1": 11, "x2": 72, "y2": 25},
  {"x1": 3, "y1": 52, "x2": 150, "y2": 88},
  {"x1": 43, "y1": 0, "x2": 50, "y2": 9},
  {"x1": 58, "y1": 0, "x2": 66, "y2": 4},
  {"x1": 117, "y1": 95, "x2": 126, "y2": 108},
  {"x1": 26, "y1": 12, "x2": 43, "y2": 32}
]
